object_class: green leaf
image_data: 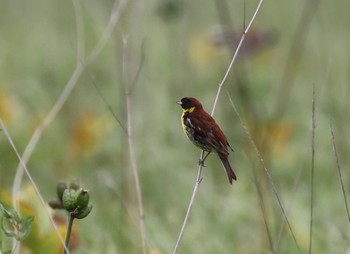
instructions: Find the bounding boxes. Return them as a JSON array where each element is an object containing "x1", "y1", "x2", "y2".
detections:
[
  {"x1": 0, "y1": 202, "x2": 34, "y2": 241},
  {"x1": 1, "y1": 217, "x2": 16, "y2": 238},
  {"x1": 17, "y1": 216, "x2": 34, "y2": 240},
  {"x1": 0, "y1": 202, "x2": 13, "y2": 220}
]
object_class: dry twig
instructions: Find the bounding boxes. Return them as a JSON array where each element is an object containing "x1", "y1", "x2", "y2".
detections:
[{"x1": 122, "y1": 37, "x2": 147, "y2": 254}]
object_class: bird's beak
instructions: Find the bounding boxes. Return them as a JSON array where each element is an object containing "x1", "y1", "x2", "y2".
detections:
[{"x1": 176, "y1": 100, "x2": 182, "y2": 105}]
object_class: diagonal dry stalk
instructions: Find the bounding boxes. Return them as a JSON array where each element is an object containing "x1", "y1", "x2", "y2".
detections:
[
  {"x1": 330, "y1": 120, "x2": 350, "y2": 223},
  {"x1": 0, "y1": 119, "x2": 70, "y2": 254},
  {"x1": 210, "y1": 0, "x2": 265, "y2": 116},
  {"x1": 172, "y1": 154, "x2": 204, "y2": 254},
  {"x1": 172, "y1": 1, "x2": 265, "y2": 253},
  {"x1": 251, "y1": 164, "x2": 274, "y2": 253},
  {"x1": 227, "y1": 94, "x2": 300, "y2": 253}
]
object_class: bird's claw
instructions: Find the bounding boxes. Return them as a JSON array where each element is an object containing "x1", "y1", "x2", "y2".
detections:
[{"x1": 198, "y1": 159, "x2": 207, "y2": 167}]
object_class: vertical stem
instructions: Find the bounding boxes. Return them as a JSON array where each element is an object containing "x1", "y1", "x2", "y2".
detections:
[
  {"x1": 308, "y1": 88, "x2": 316, "y2": 254},
  {"x1": 125, "y1": 91, "x2": 147, "y2": 254},
  {"x1": 122, "y1": 38, "x2": 147, "y2": 254},
  {"x1": 63, "y1": 216, "x2": 74, "y2": 254}
]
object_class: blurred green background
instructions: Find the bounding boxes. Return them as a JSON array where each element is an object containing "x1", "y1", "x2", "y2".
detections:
[{"x1": 0, "y1": 0, "x2": 349, "y2": 253}]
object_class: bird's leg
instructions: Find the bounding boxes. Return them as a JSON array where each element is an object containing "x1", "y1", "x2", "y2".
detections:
[{"x1": 198, "y1": 151, "x2": 211, "y2": 167}]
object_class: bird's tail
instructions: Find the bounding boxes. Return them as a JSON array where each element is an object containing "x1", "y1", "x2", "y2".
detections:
[{"x1": 218, "y1": 153, "x2": 237, "y2": 184}]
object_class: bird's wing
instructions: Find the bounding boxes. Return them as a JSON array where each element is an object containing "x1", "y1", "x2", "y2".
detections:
[{"x1": 186, "y1": 111, "x2": 229, "y2": 154}]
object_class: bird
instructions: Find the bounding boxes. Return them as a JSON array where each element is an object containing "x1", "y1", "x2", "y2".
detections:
[{"x1": 177, "y1": 97, "x2": 237, "y2": 184}]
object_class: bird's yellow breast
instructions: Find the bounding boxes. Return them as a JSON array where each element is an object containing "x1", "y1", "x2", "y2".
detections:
[{"x1": 180, "y1": 107, "x2": 195, "y2": 135}]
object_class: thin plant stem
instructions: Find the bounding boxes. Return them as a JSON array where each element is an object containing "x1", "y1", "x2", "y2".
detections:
[
  {"x1": 172, "y1": 152, "x2": 204, "y2": 254},
  {"x1": 309, "y1": 88, "x2": 316, "y2": 254},
  {"x1": 63, "y1": 216, "x2": 75, "y2": 254},
  {"x1": 227, "y1": 94, "x2": 300, "y2": 253},
  {"x1": 274, "y1": 67, "x2": 329, "y2": 252},
  {"x1": 122, "y1": 37, "x2": 147, "y2": 254},
  {"x1": 210, "y1": 0, "x2": 265, "y2": 117},
  {"x1": 330, "y1": 120, "x2": 350, "y2": 223},
  {"x1": 252, "y1": 166, "x2": 274, "y2": 253},
  {"x1": 172, "y1": 1, "x2": 265, "y2": 253}
]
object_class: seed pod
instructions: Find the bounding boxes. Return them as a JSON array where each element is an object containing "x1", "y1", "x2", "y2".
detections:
[
  {"x1": 48, "y1": 199, "x2": 64, "y2": 209},
  {"x1": 62, "y1": 189, "x2": 78, "y2": 212},
  {"x1": 69, "y1": 180, "x2": 80, "y2": 191},
  {"x1": 76, "y1": 189, "x2": 90, "y2": 209},
  {"x1": 56, "y1": 181, "x2": 68, "y2": 203},
  {"x1": 75, "y1": 204, "x2": 93, "y2": 219}
]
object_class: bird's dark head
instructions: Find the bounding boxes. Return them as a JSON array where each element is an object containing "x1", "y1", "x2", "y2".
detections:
[{"x1": 176, "y1": 97, "x2": 202, "y2": 111}]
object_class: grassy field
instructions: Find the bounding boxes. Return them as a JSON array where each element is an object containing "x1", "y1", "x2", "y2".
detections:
[{"x1": 1, "y1": 0, "x2": 350, "y2": 253}]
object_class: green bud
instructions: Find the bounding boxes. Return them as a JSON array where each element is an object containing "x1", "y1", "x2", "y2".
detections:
[
  {"x1": 69, "y1": 179, "x2": 80, "y2": 191},
  {"x1": 75, "y1": 204, "x2": 93, "y2": 219},
  {"x1": 48, "y1": 199, "x2": 63, "y2": 209},
  {"x1": 56, "y1": 181, "x2": 68, "y2": 202},
  {"x1": 76, "y1": 189, "x2": 90, "y2": 209},
  {"x1": 62, "y1": 189, "x2": 78, "y2": 212}
]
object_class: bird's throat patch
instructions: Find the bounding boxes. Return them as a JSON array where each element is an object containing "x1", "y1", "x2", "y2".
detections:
[{"x1": 183, "y1": 107, "x2": 195, "y2": 113}]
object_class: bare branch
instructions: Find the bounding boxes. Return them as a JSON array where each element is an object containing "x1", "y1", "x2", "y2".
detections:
[{"x1": 85, "y1": 0, "x2": 128, "y2": 65}]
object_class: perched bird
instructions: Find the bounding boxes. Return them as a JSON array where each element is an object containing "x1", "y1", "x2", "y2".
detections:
[{"x1": 177, "y1": 97, "x2": 237, "y2": 184}]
